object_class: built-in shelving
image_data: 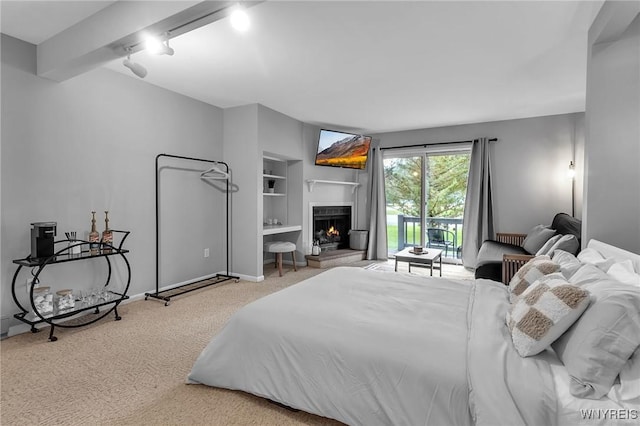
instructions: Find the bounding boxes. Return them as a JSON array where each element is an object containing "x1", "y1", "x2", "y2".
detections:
[
  {"x1": 263, "y1": 157, "x2": 287, "y2": 196},
  {"x1": 261, "y1": 153, "x2": 303, "y2": 271},
  {"x1": 263, "y1": 174, "x2": 286, "y2": 180}
]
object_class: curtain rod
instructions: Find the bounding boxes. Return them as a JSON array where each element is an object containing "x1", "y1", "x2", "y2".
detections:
[{"x1": 379, "y1": 138, "x2": 497, "y2": 151}]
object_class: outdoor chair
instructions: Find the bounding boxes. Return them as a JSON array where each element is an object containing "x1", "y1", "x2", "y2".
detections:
[{"x1": 427, "y1": 228, "x2": 455, "y2": 258}]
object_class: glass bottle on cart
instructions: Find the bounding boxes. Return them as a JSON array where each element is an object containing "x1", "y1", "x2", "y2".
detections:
[
  {"x1": 102, "y1": 211, "x2": 113, "y2": 253},
  {"x1": 89, "y1": 211, "x2": 100, "y2": 254}
]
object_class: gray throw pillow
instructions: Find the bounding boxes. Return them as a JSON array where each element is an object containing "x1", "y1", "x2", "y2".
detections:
[{"x1": 522, "y1": 225, "x2": 556, "y2": 255}]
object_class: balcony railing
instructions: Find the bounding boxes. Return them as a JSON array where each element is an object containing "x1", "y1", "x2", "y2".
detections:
[{"x1": 394, "y1": 215, "x2": 463, "y2": 260}]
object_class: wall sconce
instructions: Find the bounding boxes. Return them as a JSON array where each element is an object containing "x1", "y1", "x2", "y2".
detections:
[
  {"x1": 122, "y1": 49, "x2": 147, "y2": 78},
  {"x1": 567, "y1": 161, "x2": 576, "y2": 179},
  {"x1": 567, "y1": 161, "x2": 576, "y2": 217}
]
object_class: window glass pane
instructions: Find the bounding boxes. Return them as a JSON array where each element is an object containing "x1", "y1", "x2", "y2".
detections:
[
  {"x1": 425, "y1": 153, "x2": 470, "y2": 259},
  {"x1": 384, "y1": 156, "x2": 422, "y2": 256}
]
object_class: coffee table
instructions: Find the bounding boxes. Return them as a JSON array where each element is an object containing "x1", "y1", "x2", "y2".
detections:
[{"x1": 394, "y1": 247, "x2": 443, "y2": 276}]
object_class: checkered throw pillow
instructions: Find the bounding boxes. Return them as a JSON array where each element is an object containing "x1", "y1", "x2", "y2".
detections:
[
  {"x1": 506, "y1": 273, "x2": 591, "y2": 357},
  {"x1": 509, "y1": 255, "x2": 560, "y2": 302}
]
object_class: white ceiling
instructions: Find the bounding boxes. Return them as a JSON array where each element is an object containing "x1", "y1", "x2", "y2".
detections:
[
  {"x1": 1, "y1": 1, "x2": 603, "y2": 134},
  {"x1": 1, "y1": 1, "x2": 116, "y2": 44}
]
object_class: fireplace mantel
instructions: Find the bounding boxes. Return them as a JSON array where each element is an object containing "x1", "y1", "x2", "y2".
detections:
[{"x1": 306, "y1": 179, "x2": 360, "y2": 193}]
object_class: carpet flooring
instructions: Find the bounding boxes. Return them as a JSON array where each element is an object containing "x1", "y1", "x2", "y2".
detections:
[{"x1": 1, "y1": 261, "x2": 473, "y2": 425}]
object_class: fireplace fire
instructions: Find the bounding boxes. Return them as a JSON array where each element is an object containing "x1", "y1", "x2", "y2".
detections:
[{"x1": 314, "y1": 226, "x2": 341, "y2": 248}]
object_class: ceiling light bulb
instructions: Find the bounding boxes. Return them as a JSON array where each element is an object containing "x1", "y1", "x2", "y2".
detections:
[
  {"x1": 145, "y1": 36, "x2": 164, "y2": 54},
  {"x1": 230, "y1": 8, "x2": 250, "y2": 31},
  {"x1": 145, "y1": 35, "x2": 175, "y2": 56}
]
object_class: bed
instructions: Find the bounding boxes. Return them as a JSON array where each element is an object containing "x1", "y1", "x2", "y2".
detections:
[{"x1": 188, "y1": 239, "x2": 640, "y2": 425}]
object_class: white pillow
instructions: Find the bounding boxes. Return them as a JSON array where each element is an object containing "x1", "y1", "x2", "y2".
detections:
[
  {"x1": 608, "y1": 260, "x2": 640, "y2": 287},
  {"x1": 552, "y1": 279, "x2": 640, "y2": 399},
  {"x1": 608, "y1": 349, "x2": 640, "y2": 402},
  {"x1": 577, "y1": 248, "x2": 616, "y2": 271},
  {"x1": 570, "y1": 263, "x2": 609, "y2": 286},
  {"x1": 536, "y1": 235, "x2": 561, "y2": 256},
  {"x1": 552, "y1": 250, "x2": 582, "y2": 279}
]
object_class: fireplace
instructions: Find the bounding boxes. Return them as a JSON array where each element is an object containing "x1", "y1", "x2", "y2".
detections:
[{"x1": 312, "y1": 205, "x2": 352, "y2": 251}]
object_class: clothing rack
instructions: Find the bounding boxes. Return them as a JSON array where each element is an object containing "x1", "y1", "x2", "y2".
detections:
[
  {"x1": 145, "y1": 153, "x2": 238, "y2": 306},
  {"x1": 379, "y1": 138, "x2": 497, "y2": 151}
]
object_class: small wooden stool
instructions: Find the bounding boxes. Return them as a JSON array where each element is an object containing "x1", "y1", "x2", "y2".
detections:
[{"x1": 264, "y1": 241, "x2": 297, "y2": 277}]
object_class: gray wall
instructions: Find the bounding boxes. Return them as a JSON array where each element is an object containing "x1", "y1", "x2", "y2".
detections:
[
  {"x1": 584, "y1": 5, "x2": 640, "y2": 252},
  {"x1": 259, "y1": 105, "x2": 304, "y2": 160},
  {"x1": 573, "y1": 113, "x2": 585, "y2": 219},
  {"x1": 222, "y1": 104, "x2": 260, "y2": 280},
  {"x1": 1, "y1": 34, "x2": 225, "y2": 329},
  {"x1": 372, "y1": 113, "x2": 584, "y2": 234}
]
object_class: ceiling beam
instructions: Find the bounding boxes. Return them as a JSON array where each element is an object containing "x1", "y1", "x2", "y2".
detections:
[{"x1": 589, "y1": 0, "x2": 640, "y2": 46}]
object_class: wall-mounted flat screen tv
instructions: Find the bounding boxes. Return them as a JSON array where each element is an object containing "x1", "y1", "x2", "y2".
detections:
[{"x1": 314, "y1": 129, "x2": 372, "y2": 170}]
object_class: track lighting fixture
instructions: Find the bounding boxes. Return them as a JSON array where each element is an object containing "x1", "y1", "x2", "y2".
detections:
[
  {"x1": 145, "y1": 32, "x2": 174, "y2": 56},
  {"x1": 122, "y1": 49, "x2": 147, "y2": 78},
  {"x1": 119, "y1": 2, "x2": 251, "y2": 79}
]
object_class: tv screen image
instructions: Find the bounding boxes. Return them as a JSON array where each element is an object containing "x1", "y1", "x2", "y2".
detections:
[{"x1": 315, "y1": 129, "x2": 372, "y2": 170}]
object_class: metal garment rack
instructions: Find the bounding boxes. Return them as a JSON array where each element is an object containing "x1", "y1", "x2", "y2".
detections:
[{"x1": 145, "y1": 153, "x2": 238, "y2": 306}]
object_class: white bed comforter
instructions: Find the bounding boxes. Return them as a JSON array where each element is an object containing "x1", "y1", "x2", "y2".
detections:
[{"x1": 188, "y1": 267, "x2": 556, "y2": 426}]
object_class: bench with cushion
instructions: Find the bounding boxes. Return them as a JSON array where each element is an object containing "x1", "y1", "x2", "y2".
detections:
[{"x1": 475, "y1": 213, "x2": 582, "y2": 284}]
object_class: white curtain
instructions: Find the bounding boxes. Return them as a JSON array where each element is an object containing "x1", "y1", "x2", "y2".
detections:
[
  {"x1": 366, "y1": 147, "x2": 388, "y2": 260},
  {"x1": 462, "y1": 138, "x2": 495, "y2": 268}
]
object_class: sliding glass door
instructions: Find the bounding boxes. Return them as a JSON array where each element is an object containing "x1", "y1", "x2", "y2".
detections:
[
  {"x1": 384, "y1": 149, "x2": 471, "y2": 262},
  {"x1": 384, "y1": 155, "x2": 424, "y2": 255}
]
